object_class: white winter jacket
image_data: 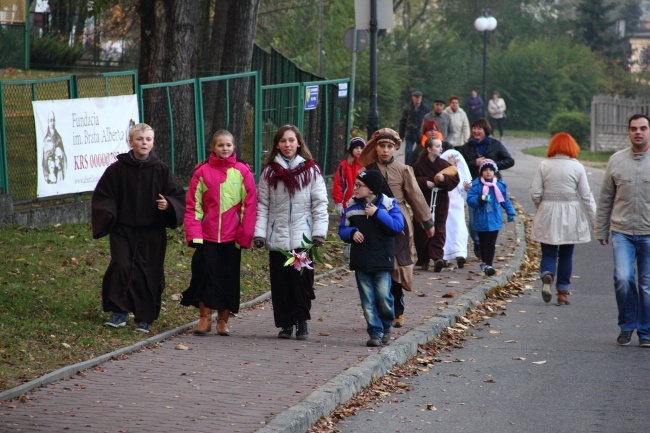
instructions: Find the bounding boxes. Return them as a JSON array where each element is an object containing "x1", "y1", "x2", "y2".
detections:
[
  {"x1": 530, "y1": 155, "x2": 595, "y2": 245},
  {"x1": 255, "y1": 154, "x2": 329, "y2": 251},
  {"x1": 443, "y1": 106, "x2": 470, "y2": 147}
]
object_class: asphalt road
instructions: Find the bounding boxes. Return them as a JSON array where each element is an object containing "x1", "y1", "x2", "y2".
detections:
[{"x1": 339, "y1": 137, "x2": 650, "y2": 433}]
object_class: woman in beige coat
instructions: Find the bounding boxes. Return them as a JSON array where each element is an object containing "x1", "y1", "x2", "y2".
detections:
[{"x1": 530, "y1": 133, "x2": 596, "y2": 305}]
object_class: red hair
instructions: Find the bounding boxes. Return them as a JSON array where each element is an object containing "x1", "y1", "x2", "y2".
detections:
[
  {"x1": 547, "y1": 132, "x2": 580, "y2": 158},
  {"x1": 422, "y1": 120, "x2": 440, "y2": 132}
]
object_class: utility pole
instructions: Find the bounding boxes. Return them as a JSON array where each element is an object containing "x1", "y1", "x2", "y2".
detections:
[{"x1": 366, "y1": 0, "x2": 379, "y2": 138}]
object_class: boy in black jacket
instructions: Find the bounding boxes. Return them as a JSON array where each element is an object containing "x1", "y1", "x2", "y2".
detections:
[{"x1": 338, "y1": 170, "x2": 405, "y2": 347}]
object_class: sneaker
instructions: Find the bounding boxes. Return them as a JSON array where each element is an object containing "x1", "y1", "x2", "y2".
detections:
[
  {"x1": 278, "y1": 325, "x2": 293, "y2": 339},
  {"x1": 474, "y1": 244, "x2": 481, "y2": 260},
  {"x1": 104, "y1": 312, "x2": 127, "y2": 328},
  {"x1": 135, "y1": 322, "x2": 150, "y2": 333},
  {"x1": 617, "y1": 330, "x2": 634, "y2": 346},
  {"x1": 541, "y1": 273, "x2": 554, "y2": 303},
  {"x1": 366, "y1": 336, "x2": 382, "y2": 347},
  {"x1": 296, "y1": 321, "x2": 309, "y2": 340},
  {"x1": 381, "y1": 331, "x2": 391, "y2": 344},
  {"x1": 456, "y1": 257, "x2": 466, "y2": 269},
  {"x1": 640, "y1": 339, "x2": 650, "y2": 347},
  {"x1": 433, "y1": 259, "x2": 445, "y2": 272},
  {"x1": 484, "y1": 265, "x2": 496, "y2": 276}
]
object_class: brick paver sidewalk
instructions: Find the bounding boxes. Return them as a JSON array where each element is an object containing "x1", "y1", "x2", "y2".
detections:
[{"x1": 0, "y1": 221, "x2": 521, "y2": 433}]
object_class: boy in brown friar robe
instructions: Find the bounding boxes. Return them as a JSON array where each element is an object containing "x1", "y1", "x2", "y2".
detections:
[
  {"x1": 92, "y1": 123, "x2": 186, "y2": 333},
  {"x1": 412, "y1": 137, "x2": 460, "y2": 272},
  {"x1": 358, "y1": 128, "x2": 434, "y2": 328}
]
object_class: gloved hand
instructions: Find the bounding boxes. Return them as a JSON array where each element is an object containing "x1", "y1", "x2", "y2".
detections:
[
  {"x1": 335, "y1": 203, "x2": 344, "y2": 216},
  {"x1": 507, "y1": 214, "x2": 515, "y2": 222},
  {"x1": 313, "y1": 236, "x2": 326, "y2": 247},
  {"x1": 253, "y1": 237, "x2": 266, "y2": 248},
  {"x1": 480, "y1": 194, "x2": 492, "y2": 203}
]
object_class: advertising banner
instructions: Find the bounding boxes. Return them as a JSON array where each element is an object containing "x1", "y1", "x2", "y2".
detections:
[{"x1": 32, "y1": 95, "x2": 139, "y2": 198}]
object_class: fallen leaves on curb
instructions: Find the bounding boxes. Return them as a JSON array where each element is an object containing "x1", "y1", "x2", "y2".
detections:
[{"x1": 307, "y1": 205, "x2": 542, "y2": 433}]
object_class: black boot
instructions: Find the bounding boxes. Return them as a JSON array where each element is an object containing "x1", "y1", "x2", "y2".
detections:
[
  {"x1": 296, "y1": 321, "x2": 308, "y2": 340},
  {"x1": 278, "y1": 325, "x2": 293, "y2": 339}
]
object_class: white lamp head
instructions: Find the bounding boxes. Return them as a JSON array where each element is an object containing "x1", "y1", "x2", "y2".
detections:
[
  {"x1": 486, "y1": 16, "x2": 497, "y2": 31},
  {"x1": 474, "y1": 16, "x2": 488, "y2": 32}
]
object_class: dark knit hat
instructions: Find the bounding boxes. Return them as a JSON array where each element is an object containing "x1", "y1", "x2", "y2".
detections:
[
  {"x1": 348, "y1": 137, "x2": 366, "y2": 155},
  {"x1": 357, "y1": 170, "x2": 385, "y2": 195},
  {"x1": 479, "y1": 158, "x2": 498, "y2": 174}
]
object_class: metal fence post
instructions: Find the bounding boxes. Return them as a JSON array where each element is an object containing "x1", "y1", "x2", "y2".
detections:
[{"x1": 0, "y1": 84, "x2": 8, "y2": 194}]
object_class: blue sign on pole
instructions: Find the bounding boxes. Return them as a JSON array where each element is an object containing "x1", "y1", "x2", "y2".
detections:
[{"x1": 305, "y1": 85, "x2": 319, "y2": 110}]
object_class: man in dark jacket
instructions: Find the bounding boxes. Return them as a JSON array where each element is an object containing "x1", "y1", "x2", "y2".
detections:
[
  {"x1": 465, "y1": 89, "x2": 484, "y2": 123},
  {"x1": 399, "y1": 90, "x2": 430, "y2": 165}
]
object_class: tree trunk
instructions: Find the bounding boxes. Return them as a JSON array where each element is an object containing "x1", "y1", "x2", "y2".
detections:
[
  {"x1": 201, "y1": 0, "x2": 230, "y2": 139},
  {"x1": 137, "y1": 0, "x2": 202, "y2": 179},
  {"x1": 208, "y1": 0, "x2": 260, "y2": 158}
]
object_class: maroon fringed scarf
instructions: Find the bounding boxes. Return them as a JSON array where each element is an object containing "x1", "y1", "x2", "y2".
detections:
[{"x1": 263, "y1": 159, "x2": 321, "y2": 197}]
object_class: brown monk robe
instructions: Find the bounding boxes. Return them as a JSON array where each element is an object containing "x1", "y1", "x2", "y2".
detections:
[
  {"x1": 412, "y1": 149, "x2": 460, "y2": 271},
  {"x1": 92, "y1": 150, "x2": 186, "y2": 325}
]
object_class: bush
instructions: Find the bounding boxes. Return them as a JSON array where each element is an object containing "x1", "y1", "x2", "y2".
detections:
[
  {"x1": 30, "y1": 35, "x2": 83, "y2": 69},
  {"x1": 489, "y1": 36, "x2": 606, "y2": 131},
  {"x1": 0, "y1": 26, "x2": 25, "y2": 67},
  {"x1": 547, "y1": 111, "x2": 590, "y2": 149}
]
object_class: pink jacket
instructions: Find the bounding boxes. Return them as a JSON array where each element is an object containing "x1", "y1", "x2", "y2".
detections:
[{"x1": 184, "y1": 153, "x2": 257, "y2": 248}]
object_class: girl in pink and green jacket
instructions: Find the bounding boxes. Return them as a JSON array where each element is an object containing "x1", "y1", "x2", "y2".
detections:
[{"x1": 181, "y1": 130, "x2": 257, "y2": 337}]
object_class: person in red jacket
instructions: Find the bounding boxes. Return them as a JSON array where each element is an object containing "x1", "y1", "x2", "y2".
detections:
[
  {"x1": 181, "y1": 130, "x2": 257, "y2": 336},
  {"x1": 333, "y1": 137, "x2": 366, "y2": 216}
]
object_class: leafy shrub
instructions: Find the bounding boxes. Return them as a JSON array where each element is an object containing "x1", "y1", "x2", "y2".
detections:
[
  {"x1": 0, "y1": 26, "x2": 25, "y2": 67},
  {"x1": 547, "y1": 111, "x2": 590, "y2": 149},
  {"x1": 30, "y1": 35, "x2": 83, "y2": 69},
  {"x1": 489, "y1": 36, "x2": 606, "y2": 131}
]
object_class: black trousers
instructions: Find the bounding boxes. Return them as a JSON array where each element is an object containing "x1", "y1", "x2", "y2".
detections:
[
  {"x1": 490, "y1": 117, "x2": 504, "y2": 137},
  {"x1": 181, "y1": 241, "x2": 241, "y2": 313},
  {"x1": 477, "y1": 230, "x2": 500, "y2": 266},
  {"x1": 269, "y1": 250, "x2": 315, "y2": 328},
  {"x1": 391, "y1": 280, "x2": 404, "y2": 317}
]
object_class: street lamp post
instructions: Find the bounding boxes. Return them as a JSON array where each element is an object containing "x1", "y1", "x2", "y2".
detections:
[
  {"x1": 367, "y1": 0, "x2": 379, "y2": 138},
  {"x1": 474, "y1": 9, "x2": 497, "y2": 117}
]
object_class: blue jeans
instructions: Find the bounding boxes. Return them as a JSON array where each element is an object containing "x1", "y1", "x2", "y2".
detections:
[
  {"x1": 355, "y1": 270, "x2": 394, "y2": 338},
  {"x1": 540, "y1": 243, "x2": 575, "y2": 292},
  {"x1": 405, "y1": 139, "x2": 416, "y2": 165},
  {"x1": 611, "y1": 231, "x2": 650, "y2": 338}
]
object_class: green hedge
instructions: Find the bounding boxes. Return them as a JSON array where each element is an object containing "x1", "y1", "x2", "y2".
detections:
[
  {"x1": 547, "y1": 111, "x2": 590, "y2": 149},
  {"x1": 30, "y1": 35, "x2": 83, "y2": 69}
]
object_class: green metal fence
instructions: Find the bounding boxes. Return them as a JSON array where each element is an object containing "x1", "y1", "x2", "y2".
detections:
[
  {"x1": 0, "y1": 71, "x2": 137, "y2": 201},
  {"x1": 0, "y1": 70, "x2": 350, "y2": 203},
  {"x1": 138, "y1": 72, "x2": 350, "y2": 185}
]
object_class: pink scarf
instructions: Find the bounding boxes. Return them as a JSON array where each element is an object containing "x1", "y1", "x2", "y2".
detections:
[{"x1": 480, "y1": 177, "x2": 504, "y2": 203}]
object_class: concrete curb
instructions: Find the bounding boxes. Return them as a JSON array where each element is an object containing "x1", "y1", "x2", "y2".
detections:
[
  {"x1": 256, "y1": 217, "x2": 526, "y2": 433},
  {"x1": 0, "y1": 266, "x2": 347, "y2": 403}
]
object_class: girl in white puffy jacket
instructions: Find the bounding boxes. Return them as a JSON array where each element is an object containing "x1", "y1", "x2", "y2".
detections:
[{"x1": 253, "y1": 125, "x2": 329, "y2": 340}]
